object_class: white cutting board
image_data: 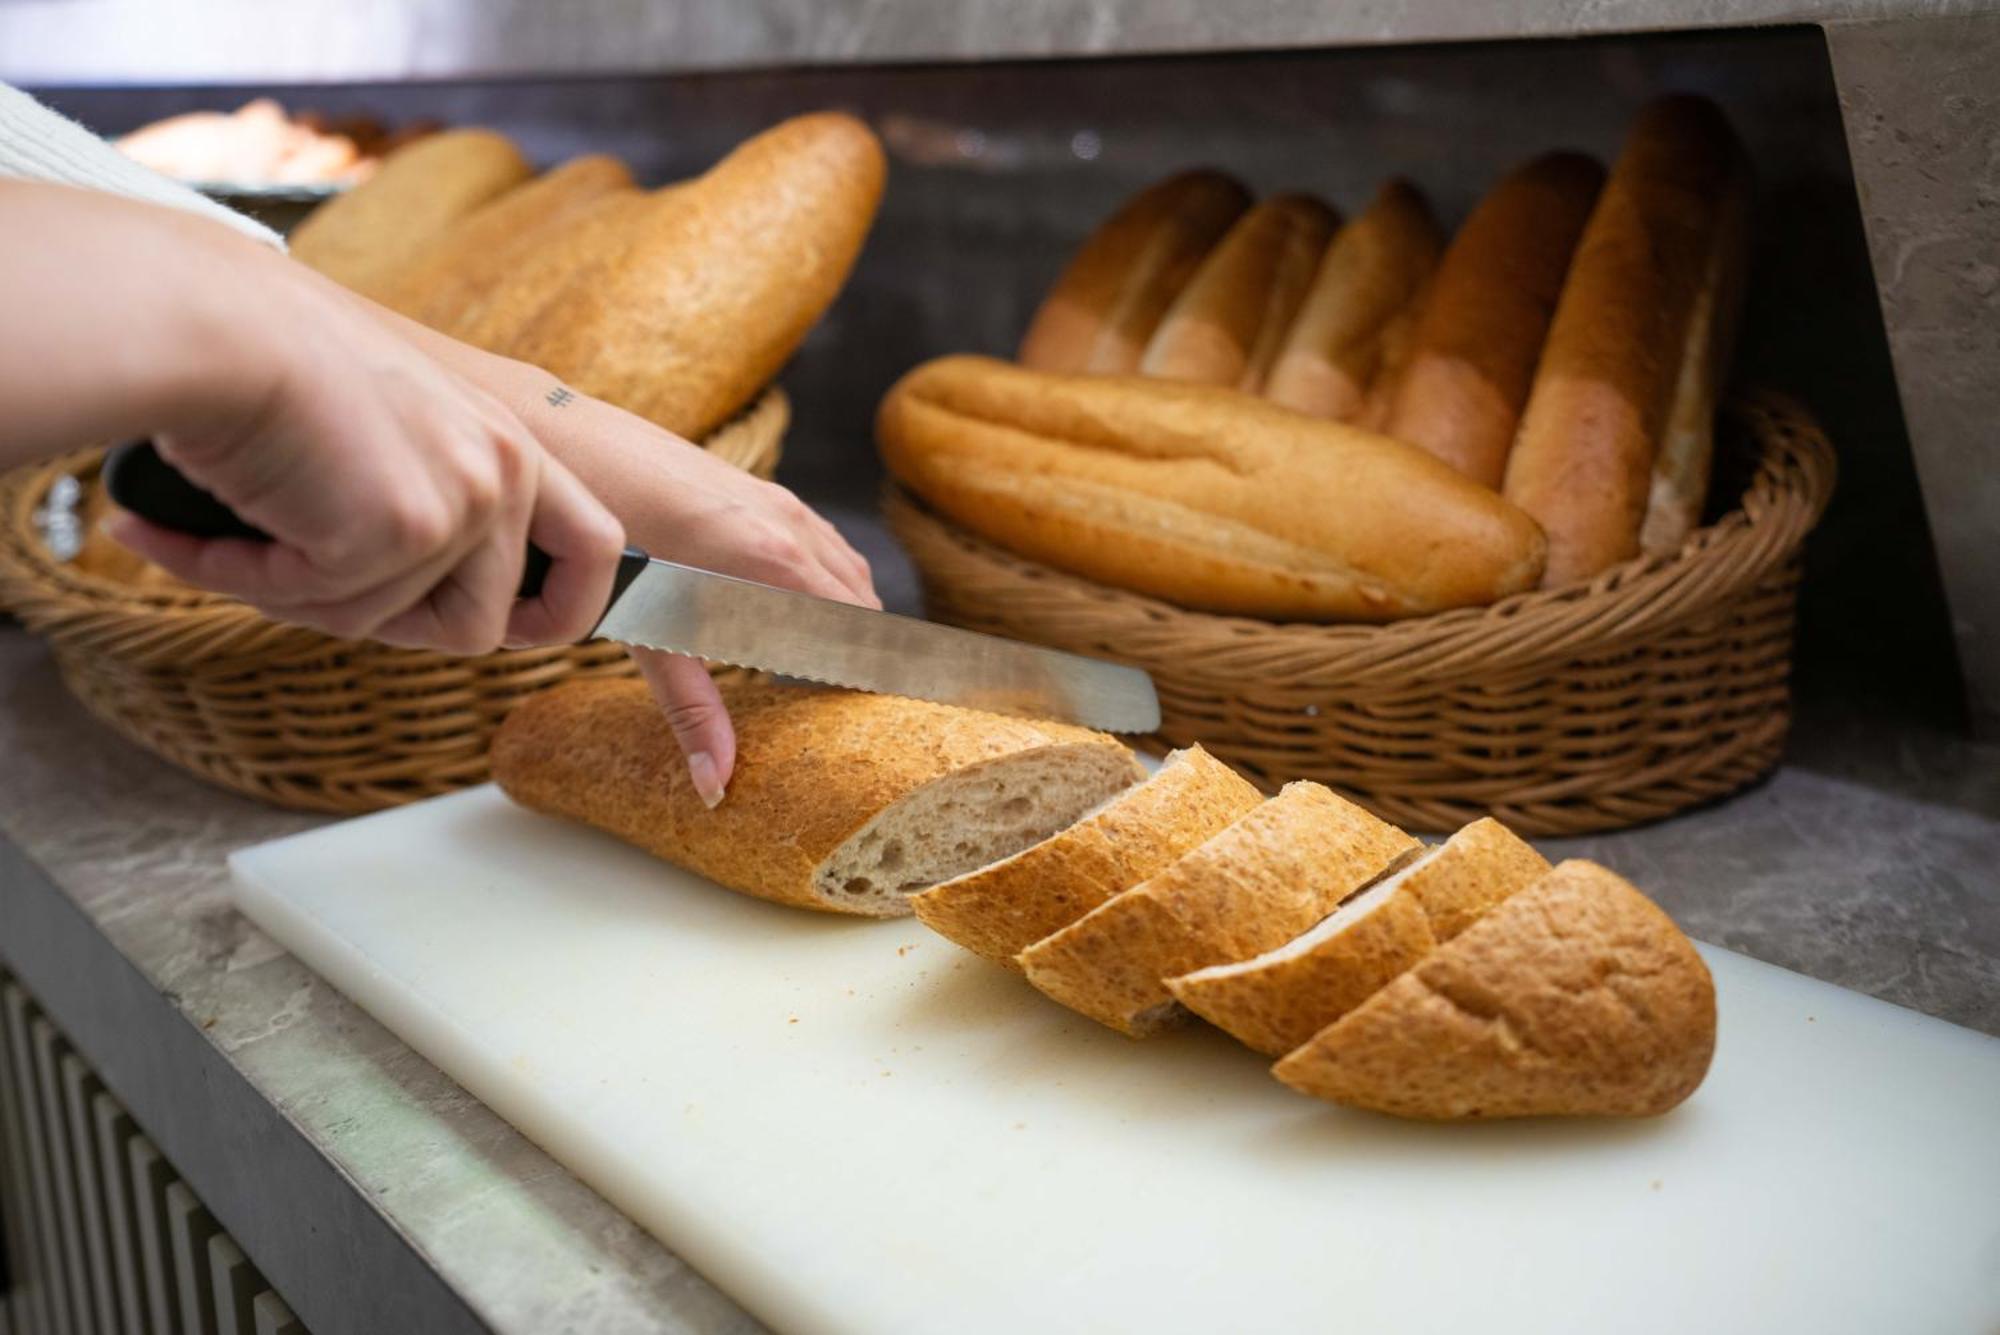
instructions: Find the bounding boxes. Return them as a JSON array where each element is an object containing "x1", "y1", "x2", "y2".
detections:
[{"x1": 229, "y1": 785, "x2": 2000, "y2": 1335}]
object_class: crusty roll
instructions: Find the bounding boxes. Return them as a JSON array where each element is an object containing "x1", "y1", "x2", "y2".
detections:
[
  {"x1": 876, "y1": 355, "x2": 1548, "y2": 621},
  {"x1": 289, "y1": 128, "x2": 533, "y2": 299},
  {"x1": 1264, "y1": 180, "x2": 1444, "y2": 421},
  {"x1": 492, "y1": 678, "x2": 1143, "y2": 918},
  {"x1": 1380, "y1": 152, "x2": 1605, "y2": 486},
  {"x1": 377, "y1": 154, "x2": 636, "y2": 336},
  {"x1": 912, "y1": 746, "x2": 1262, "y2": 968},
  {"x1": 1017, "y1": 782, "x2": 1419, "y2": 1037},
  {"x1": 1641, "y1": 139, "x2": 1752, "y2": 556},
  {"x1": 1018, "y1": 170, "x2": 1252, "y2": 375},
  {"x1": 505, "y1": 111, "x2": 886, "y2": 439},
  {"x1": 1138, "y1": 194, "x2": 1340, "y2": 392},
  {"x1": 1273, "y1": 859, "x2": 1717, "y2": 1119},
  {"x1": 1503, "y1": 96, "x2": 1746, "y2": 586},
  {"x1": 1356, "y1": 275, "x2": 1429, "y2": 431},
  {"x1": 1165, "y1": 817, "x2": 1548, "y2": 1056}
]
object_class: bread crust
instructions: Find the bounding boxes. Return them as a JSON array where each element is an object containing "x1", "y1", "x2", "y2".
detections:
[
  {"x1": 1018, "y1": 782, "x2": 1418, "y2": 1036},
  {"x1": 1018, "y1": 170, "x2": 1251, "y2": 375},
  {"x1": 878, "y1": 355, "x2": 1548, "y2": 620},
  {"x1": 289, "y1": 128, "x2": 533, "y2": 299},
  {"x1": 1381, "y1": 152, "x2": 1605, "y2": 487},
  {"x1": 378, "y1": 154, "x2": 635, "y2": 335},
  {"x1": 1166, "y1": 817, "x2": 1547, "y2": 1055},
  {"x1": 1273, "y1": 858, "x2": 1718, "y2": 1119},
  {"x1": 912, "y1": 746, "x2": 1261, "y2": 967},
  {"x1": 1503, "y1": 97, "x2": 1745, "y2": 586},
  {"x1": 1138, "y1": 194, "x2": 1340, "y2": 392},
  {"x1": 1264, "y1": 180, "x2": 1443, "y2": 422},
  {"x1": 505, "y1": 112, "x2": 885, "y2": 438},
  {"x1": 491, "y1": 678, "x2": 1139, "y2": 917}
]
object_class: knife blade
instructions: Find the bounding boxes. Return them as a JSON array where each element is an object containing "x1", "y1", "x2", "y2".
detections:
[{"x1": 102, "y1": 440, "x2": 1161, "y2": 733}]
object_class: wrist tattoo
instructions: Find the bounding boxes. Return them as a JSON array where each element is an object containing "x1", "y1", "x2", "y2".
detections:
[{"x1": 545, "y1": 385, "x2": 577, "y2": 408}]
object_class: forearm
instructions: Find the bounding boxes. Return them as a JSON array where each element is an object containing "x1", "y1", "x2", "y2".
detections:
[{"x1": 0, "y1": 180, "x2": 272, "y2": 466}]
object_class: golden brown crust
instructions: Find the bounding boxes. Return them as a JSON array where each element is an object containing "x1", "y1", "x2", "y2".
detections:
[
  {"x1": 1381, "y1": 152, "x2": 1604, "y2": 487},
  {"x1": 1165, "y1": 817, "x2": 1548, "y2": 1056},
  {"x1": 504, "y1": 112, "x2": 885, "y2": 439},
  {"x1": 491, "y1": 678, "x2": 1136, "y2": 917},
  {"x1": 448, "y1": 188, "x2": 653, "y2": 356},
  {"x1": 1503, "y1": 97, "x2": 1745, "y2": 586},
  {"x1": 377, "y1": 154, "x2": 635, "y2": 334},
  {"x1": 1018, "y1": 170, "x2": 1251, "y2": 375},
  {"x1": 876, "y1": 354, "x2": 1548, "y2": 621},
  {"x1": 912, "y1": 747, "x2": 1261, "y2": 967},
  {"x1": 289, "y1": 129, "x2": 533, "y2": 299},
  {"x1": 1273, "y1": 858, "x2": 1718, "y2": 1119},
  {"x1": 1018, "y1": 782, "x2": 1419, "y2": 1036},
  {"x1": 1138, "y1": 194, "x2": 1340, "y2": 392},
  {"x1": 1264, "y1": 180, "x2": 1443, "y2": 422}
]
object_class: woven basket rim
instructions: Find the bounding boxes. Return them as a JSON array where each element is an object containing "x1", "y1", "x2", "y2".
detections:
[
  {"x1": 0, "y1": 385, "x2": 789, "y2": 666},
  {"x1": 884, "y1": 387, "x2": 1836, "y2": 687}
]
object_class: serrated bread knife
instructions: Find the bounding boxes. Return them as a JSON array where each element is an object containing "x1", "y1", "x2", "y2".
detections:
[{"x1": 101, "y1": 440, "x2": 1161, "y2": 733}]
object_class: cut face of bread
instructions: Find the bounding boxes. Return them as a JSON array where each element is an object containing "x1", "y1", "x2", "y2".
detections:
[
  {"x1": 1167, "y1": 853, "x2": 1439, "y2": 1056},
  {"x1": 818, "y1": 743, "x2": 1147, "y2": 914},
  {"x1": 1273, "y1": 859, "x2": 1718, "y2": 1119},
  {"x1": 1019, "y1": 781, "x2": 1419, "y2": 1036},
  {"x1": 911, "y1": 746, "x2": 1262, "y2": 964}
]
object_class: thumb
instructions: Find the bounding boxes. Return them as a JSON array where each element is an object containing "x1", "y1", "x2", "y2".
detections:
[{"x1": 632, "y1": 648, "x2": 736, "y2": 808}]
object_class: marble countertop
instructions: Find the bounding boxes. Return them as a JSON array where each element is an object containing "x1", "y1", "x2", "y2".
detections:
[
  {"x1": 2, "y1": 506, "x2": 1997, "y2": 1334},
  {"x1": 5, "y1": 0, "x2": 2000, "y2": 85}
]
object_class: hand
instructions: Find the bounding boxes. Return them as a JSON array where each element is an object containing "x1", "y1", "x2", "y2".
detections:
[
  {"x1": 109, "y1": 246, "x2": 626, "y2": 655},
  {"x1": 392, "y1": 334, "x2": 879, "y2": 806}
]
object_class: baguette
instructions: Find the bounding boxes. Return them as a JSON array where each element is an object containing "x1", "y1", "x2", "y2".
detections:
[
  {"x1": 912, "y1": 746, "x2": 1261, "y2": 967},
  {"x1": 377, "y1": 154, "x2": 636, "y2": 336},
  {"x1": 1503, "y1": 96, "x2": 1746, "y2": 586},
  {"x1": 1380, "y1": 152, "x2": 1604, "y2": 486},
  {"x1": 1017, "y1": 782, "x2": 1419, "y2": 1037},
  {"x1": 1641, "y1": 141, "x2": 1751, "y2": 555},
  {"x1": 492, "y1": 678, "x2": 1143, "y2": 918},
  {"x1": 1274, "y1": 859, "x2": 1717, "y2": 1119},
  {"x1": 1138, "y1": 194, "x2": 1340, "y2": 392},
  {"x1": 876, "y1": 355, "x2": 1548, "y2": 621},
  {"x1": 1264, "y1": 180, "x2": 1443, "y2": 421},
  {"x1": 288, "y1": 128, "x2": 532, "y2": 300},
  {"x1": 505, "y1": 111, "x2": 886, "y2": 439},
  {"x1": 1165, "y1": 818, "x2": 1548, "y2": 1055},
  {"x1": 1356, "y1": 275, "x2": 1429, "y2": 431},
  {"x1": 1018, "y1": 170, "x2": 1252, "y2": 374}
]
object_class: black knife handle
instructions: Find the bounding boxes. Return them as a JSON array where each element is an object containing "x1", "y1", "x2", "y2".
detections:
[{"x1": 103, "y1": 439, "x2": 650, "y2": 631}]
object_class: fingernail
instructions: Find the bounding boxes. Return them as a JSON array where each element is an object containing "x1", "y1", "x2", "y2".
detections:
[{"x1": 686, "y1": 751, "x2": 725, "y2": 809}]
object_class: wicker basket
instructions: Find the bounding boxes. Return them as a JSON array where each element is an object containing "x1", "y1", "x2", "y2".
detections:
[
  {"x1": 0, "y1": 388, "x2": 788, "y2": 813},
  {"x1": 887, "y1": 389, "x2": 1835, "y2": 836}
]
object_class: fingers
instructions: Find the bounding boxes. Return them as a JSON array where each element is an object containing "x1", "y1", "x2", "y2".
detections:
[
  {"x1": 504, "y1": 452, "x2": 623, "y2": 648},
  {"x1": 633, "y1": 648, "x2": 735, "y2": 808}
]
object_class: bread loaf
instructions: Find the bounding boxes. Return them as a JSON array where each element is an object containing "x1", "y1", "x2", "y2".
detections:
[
  {"x1": 504, "y1": 112, "x2": 885, "y2": 439},
  {"x1": 1273, "y1": 859, "x2": 1717, "y2": 1119},
  {"x1": 377, "y1": 154, "x2": 635, "y2": 336},
  {"x1": 448, "y1": 188, "x2": 653, "y2": 356},
  {"x1": 1138, "y1": 194, "x2": 1340, "y2": 392},
  {"x1": 1380, "y1": 152, "x2": 1605, "y2": 486},
  {"x1": 1264, "y1": 180, "x2": 1443, "y2": 421},
  {"x1": 912, "y1": 746, "x2": 1261, "y2": 967},
  {"x1": 1641, "y1": 141, "x2": 1751, "y2": 555},
  {"x1": 1165, "y1": 818, "x2": 1548, "y2": 1055},
  {"x1": 876, "y1": 355, "x2": 1548, "y2": 620},
  {"x1": 1356, "y1": 276, "x2": 1428, "y2": 431},
  {"x1": 1018, "y1": 170, "x2": 1251, "y2": 375},
  {"x1": 289, "y1": 129, "x2": 532, "y2": 300},
  {"x1": 1017, "y1": 782, "x2": 1419, "y2": 1036},
  {"x1": 492, "y1": 678, "x2": 1143, "y2": 918},
  {"x1": 1503, "y1": 97, "x2": 1746, "y2": 586}
]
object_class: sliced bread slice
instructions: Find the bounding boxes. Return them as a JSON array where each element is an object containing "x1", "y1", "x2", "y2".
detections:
[
  {"x1": 911, "y1": 746, "x2": 1261, "y2": 967},
  {"x1": 1166, "y1": 818, "x2": 1550, "y2": 1055},
  {"x1": 1273, "y1": 859, "x2": 1717, "y2": 1119},
  {"x1": 492, "y1": 678, "x2": 1144, "y2": 917},
  {"x1": 1017, "y1": 782, "x2": 1419, "y2": 1036}
]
